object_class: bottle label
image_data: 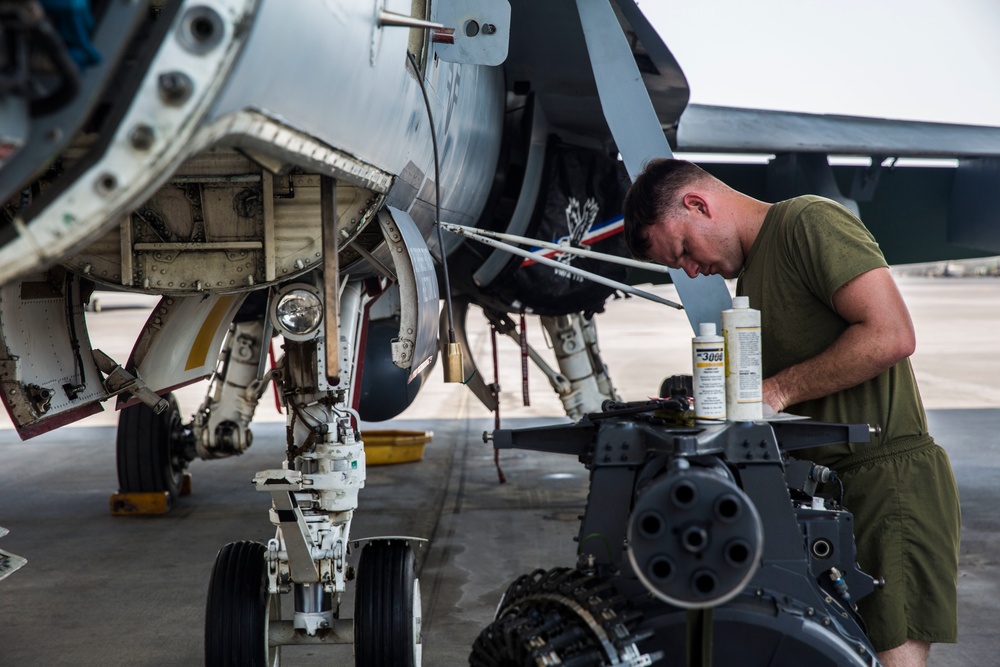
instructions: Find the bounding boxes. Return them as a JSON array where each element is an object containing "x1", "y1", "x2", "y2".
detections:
[
  {"x1": 693, "y1": 342, "x2": 726, "y2": 419},
  {"x1": 722, "y1": 305, "x2": 763, "y2": 421},
  {"x1": 734, "y1": 327, "x2": 762, "y2": 403}
]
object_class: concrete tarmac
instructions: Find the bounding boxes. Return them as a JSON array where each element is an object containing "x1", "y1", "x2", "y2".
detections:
[{"x1": 0, "y1": 276, "x2": 997, "y2": 666}]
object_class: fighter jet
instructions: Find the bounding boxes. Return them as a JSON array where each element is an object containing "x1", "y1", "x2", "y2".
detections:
[{"x1": 3, "y1": 1, "x2": 1000, "y2": 665}]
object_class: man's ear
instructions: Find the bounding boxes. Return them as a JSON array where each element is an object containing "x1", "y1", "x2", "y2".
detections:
[{"x1": 682, "y1": 192, "x2": 709, "y2": 217}]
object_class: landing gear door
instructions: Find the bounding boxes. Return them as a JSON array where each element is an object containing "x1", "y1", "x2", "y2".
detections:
[
  {"x1": 378, "y1": 207, "x2": 439, "y2": 382},
  {"x1": 117, "y1": 293, "x2": 248, "y2": 409},
  {"x1": 0, "y1": 271, "x2": 111, "y2": 439}
]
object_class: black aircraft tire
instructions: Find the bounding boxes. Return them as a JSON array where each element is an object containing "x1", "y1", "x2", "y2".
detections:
[
  {"x1": 205, "y1": 541, "x2": 280, "y2": 667},
  {"x1": 354, "y1": 540, "x2": 421, "y2": 667},
  {"x1": 115, "y1": 393, "x2": 186, "y2": 498}
]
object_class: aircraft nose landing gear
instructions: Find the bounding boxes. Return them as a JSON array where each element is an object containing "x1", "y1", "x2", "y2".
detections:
[
  {"x1": 205, "y1": 538, "x2": 423, "y2": 667},
  {"x1": 202, "y1": 276, "x2": 425, "y2": 666}
]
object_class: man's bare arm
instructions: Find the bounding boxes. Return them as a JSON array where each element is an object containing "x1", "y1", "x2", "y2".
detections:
[{"x1": 762, "y1": 267, "x2": 915, "y2": 412}]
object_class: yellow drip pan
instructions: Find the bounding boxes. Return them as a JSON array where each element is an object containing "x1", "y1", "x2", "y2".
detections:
[{"x1": 363, "y1": 430, "x2": 432, "y2": 466}]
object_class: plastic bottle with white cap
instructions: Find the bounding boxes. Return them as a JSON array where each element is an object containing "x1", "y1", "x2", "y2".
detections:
[
  {"x1": 722, "y1": 296, "x2": 762, "y2": 421},
  {"x1": 692, "y1": 322, "x2": 726, "y2": 420}
]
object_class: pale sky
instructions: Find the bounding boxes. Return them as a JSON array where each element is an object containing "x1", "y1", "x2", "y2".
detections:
[{"x1": 640, "y1": 0, "x2": 1000, "y2": 127}]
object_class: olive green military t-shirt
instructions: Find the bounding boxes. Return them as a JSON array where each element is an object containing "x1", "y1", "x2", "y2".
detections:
[{"x1": 736, "y1": 196, "x2": 929, "y2": 466}]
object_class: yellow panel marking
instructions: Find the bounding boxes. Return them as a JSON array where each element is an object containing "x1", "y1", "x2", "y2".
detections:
[{"x1": 185, "y1": 296, "x2": 236, "y2": 371}]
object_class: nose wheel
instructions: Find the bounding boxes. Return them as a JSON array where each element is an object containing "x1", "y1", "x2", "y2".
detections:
[
  {"x1": 205, "y1": 541, "x2": 281, "y2": 667},
  {"x1": 355, "y1": 540, "x2": 422, "y2": 667}
]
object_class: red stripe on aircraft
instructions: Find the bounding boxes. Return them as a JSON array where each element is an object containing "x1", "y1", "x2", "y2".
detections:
[{"x1": 520, "y1": 217, "x2": 624, "y2": 267}]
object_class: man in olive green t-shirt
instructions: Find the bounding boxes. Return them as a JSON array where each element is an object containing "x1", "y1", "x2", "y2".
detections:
[{"x1": 622, "y1": 158, "x2": 960, "y2": 667}]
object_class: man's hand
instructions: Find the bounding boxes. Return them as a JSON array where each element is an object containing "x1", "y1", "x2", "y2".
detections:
[{"x1": 762, "y1": 377, "x2": 789, "y2": 413}]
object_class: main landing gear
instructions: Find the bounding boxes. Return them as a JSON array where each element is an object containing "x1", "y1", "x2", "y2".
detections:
[
  {"x1": 113, "y1": 392, "x2": 193, "y2": 512},
  {"x1": 112, "y1": 312, "x2": 273, "y2": 514}
]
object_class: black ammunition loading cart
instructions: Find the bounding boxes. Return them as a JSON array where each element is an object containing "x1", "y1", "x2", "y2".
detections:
[{"x1": 470, "y1": 399, "x2": 883, "y2": 667}]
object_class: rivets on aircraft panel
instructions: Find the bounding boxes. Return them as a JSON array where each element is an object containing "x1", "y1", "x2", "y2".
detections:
[
  {"x1": 158, "y1": 71, "x2": 194, "y2": 105},
  {"x1": 94, "y1": 173, "x2": 118, "y2": 196},
  {"x1": 178, "y1": 6, "x2": 224, "y2": 54},
  {"x1": 129, "y1": 124, "x2": 156, "y2": 151}
]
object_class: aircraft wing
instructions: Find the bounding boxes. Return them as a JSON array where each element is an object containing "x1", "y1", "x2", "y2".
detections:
[
  {"x1": 677, "y1": 103, "x2": 1000, "y2": 158},
  {"x1": 666, "y1": 103, "x2": 1000, "y2": 265}
]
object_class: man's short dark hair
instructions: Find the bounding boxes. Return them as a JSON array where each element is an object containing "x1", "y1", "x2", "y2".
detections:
[{"x1": 622, "y1": 158, "x2": 710, "y2": 261}]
